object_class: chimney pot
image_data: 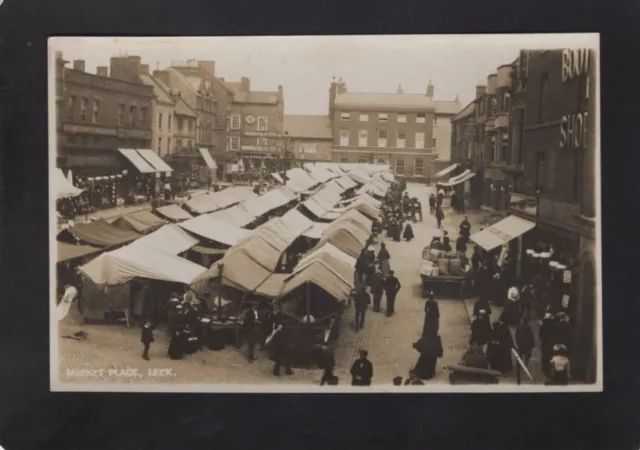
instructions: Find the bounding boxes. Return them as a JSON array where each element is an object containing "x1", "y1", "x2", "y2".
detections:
[
  {"x1": 96, "y1": 66, "x2": 108, "y2": 77},
  {"x1": 475, "y1": 85, "x2": 487, "y2": 98}
]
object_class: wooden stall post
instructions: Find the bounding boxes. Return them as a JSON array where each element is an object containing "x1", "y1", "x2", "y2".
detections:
[{"x1": 217, "y1": 263, "x2": 224, "y2": 322}]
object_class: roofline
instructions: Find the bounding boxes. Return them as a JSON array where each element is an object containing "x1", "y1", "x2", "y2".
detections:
[
  {"x1": 64, "y1": 68, "x2": 154, "y2": 91},
  {"x1": 451, "y1": 99, "x2": 477, "y2": 121},
  {"x1": 141, "y1": 73, "x2": 176, "y2": 106},
  {"x1": 334, "y1": 103, "x2": 436, "y2": 112}
]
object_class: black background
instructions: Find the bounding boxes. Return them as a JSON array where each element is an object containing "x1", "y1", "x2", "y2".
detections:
[{"x1": 1, "y1": 0, "x2": 640, "y2": 449}]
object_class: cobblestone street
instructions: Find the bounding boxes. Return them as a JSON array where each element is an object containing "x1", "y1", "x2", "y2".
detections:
[{"x1": 57, "y1": 183, "x2": 540, "y2": 387}]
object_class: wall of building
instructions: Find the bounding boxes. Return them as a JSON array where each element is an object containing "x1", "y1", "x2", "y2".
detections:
[
  {"x1": 434, "y1": 115, "x2": 453, "y2": 161},
  {"x1": 229, "y1": 101, "x2": 285, "y2": 156},
  {"x1": 173, "y1": 114, "x2": 197, "y2": 151},
  {"x1": 151, "y1": 101, "x2": 175, "y2": 157},
  {"x1": 290, "y1": 138, "x2": 332, "y2": 162}
]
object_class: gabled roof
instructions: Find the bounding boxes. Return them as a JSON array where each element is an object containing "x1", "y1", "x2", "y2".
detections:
[
  {"x1": 284, "y1": 115, "x2": 332, "y2": 139},
  {"x1": 140, "y1": 73, "x2": 175, "y2": 105}
]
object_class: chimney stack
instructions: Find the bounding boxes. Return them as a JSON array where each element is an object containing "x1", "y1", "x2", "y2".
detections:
[
  {"x1": 73, "y1": 60, "x2": 85, "y2": 72},
  {"x1": 140, "y1": 64, "x2": 150, "y2": 75},
  {"x1": 476, "y1": 85, "x2": 487, "y2": 98},
  {"x1": 397, "y1": 84, "x2": 403, "y2": 94},
  {"x1": 426, "y1": 80, "x2": 434, "y2": 98},
  {"x1": 96, "y1": 66, "x2": 108, "y2": 77},
  {"x1": 240, "y1": 77, "x2": 250, "y2": 92}
]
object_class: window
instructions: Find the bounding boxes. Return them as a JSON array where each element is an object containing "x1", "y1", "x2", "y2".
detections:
[
  {"x1": 117, "y1": 103, "x2": 124, "y2": 126},
  {"x1": 502, "y1": 93, "x2": 511, "y2": 112},
  {"x1": 158, "y1": 113, "x2": 163, "y2": 130},
  {"x1": 501, "y1": 133, "x2": 509, "y2": 163},
  {"x1": 397, "y1": 131, "x2": 406, "y2": 148},
  {"x1": 491, "y1": 136, "x2": 497, "y2": 163},
  {"x1": 158, "y1": 137, "x2": 163, "y2": 155},
  {"x1": 539, "y1": 73, "x2": 550, "y2": 123},
  {"x1": 231, "y1": 115, "x2": 241, "y2": 130},
  {"x1": 359, "y1": 114, "x2": 368, "y2": 122},
  {"x1": 230, "y1": 136, "x2": 240, "y2": 151},
  {"x1": 415, "y1": 132, "x2": 425, "y2": 149},
  {"x1": 167, "y1": 138, "x2": 171, "y2": 153},
  {"x1": 359, "y1": 130, "x2": 368, "y2": 147},
  {"x1": 479, "y1": 99, "x2": 485, "y2": 114},
  {"x1": 378, "y1": 113, "x2": 388, "y2": 122},
  {"x1": 80, "y1": 98, "x2": 88, "y2": 121},
  {"x1": 432, "y1": 138, "x2": 437, "y2": 149},
  {"x1": 258, "y1": 137, "x2": 268, "y2": 148},
  {"x1": 414, "y1": 159, "x2": 424, "y2": 176},
  {"x1": 300, "y1": 143, "x2": 316, "y2": 154},
  {"x1": 339, "y1": 157, "x2": 348, "y2": 163},
  {"x1": 358, "y1": 157, "x2": 368, "y2": 163},
  {"x1": 416, "y1": 113, "x2": 426, "y2": 124},
  {"x1": 92, "y1": 100, "x2": 99, "y2": 123},
  {"x1": 67, "y1": 96, "x2": 75, "y2": 119},
  {"x1": 340, "y1": 130, "x2": 349, "y2": 146},
  {"x1": 378, "y1": 130, "x2": 387, "y2": 147},
  {"x1": 396, "y1": 159, "x2": 405, "y2": 175},
  {"x1": 376, "y1": 158, "x2": 387, "y2": 165},
  {"x1": 397, "y1": 114, "x2": 406, "y2": 123},
  {"x1": 258, "y1": 116, "x2": 268, "y2": 131},
  {"x1": 188, "y1": 140, "x2": 193, "y2": 149},
  {"x1": 341, "y1": 112, "x2": 350, "y2": 121},
  {"x1": 168, "y1": 114, "x2": 172, "y2": 130}
]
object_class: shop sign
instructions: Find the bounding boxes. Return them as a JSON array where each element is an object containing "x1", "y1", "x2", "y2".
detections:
[
  {"x1": 559, "y1": 111, "x2": 588, "y2": 150},
  {"x1": 63, "y1": 124, "x2": 117, "y2": 136},
  {"x1": 563, "y1": 270, "x2": 572, "y2": 284},
  {"x1": 562, "y1": 49, "x2": 590, "y2": 82},
  {"x1": 241, "y1": 145, "x2": 279, "y2": 152},
  {"x1": 244, "y1": 131, "x2": 283, "y2": 138}
]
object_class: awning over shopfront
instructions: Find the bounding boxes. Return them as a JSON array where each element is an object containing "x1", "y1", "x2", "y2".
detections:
[
  {"x1": 198, "y1": 147, "x2": 218, "y2": 170},
  {"x1": 179, "y1": 215, "x2": 251, "y2": 247},
  {"x1": 434, "y1": 163, "x2": 460, "y2": 178},
  {"x1": 118, "y1": 149, "x2": 157, "y2": 173},
  {"x1": 58, "y1": 219, "x2": 141, "y2": 248},
  {"x1": 79, "y1": 242, "x2": 206, "y2": 285},
  {"x1": 436, "y1": 169, "x2": 476, "y2": 187},
  {"x1": 55, "y1": 168, "x2": 84, "y2": 199},
  {"x1": 154, "y1": 204, "x2": 193, "y2": 221},
  {"x1": 57, "y1": 241, "x2": 102, "y2": 263},
  {"x1": 137, "y1": 149, "x2": 174, "y2": 173},
  {"x1": 470, "y1": 215, "x2": 536, "y2": 251}
]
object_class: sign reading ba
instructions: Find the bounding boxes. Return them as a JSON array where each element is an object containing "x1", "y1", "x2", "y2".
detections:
[{"x1": 559, "y1": 48, "x2": 590, "y2": 151}]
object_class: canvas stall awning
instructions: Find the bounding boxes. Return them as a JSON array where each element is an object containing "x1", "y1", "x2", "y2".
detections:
[
  {"x1": 296, "y1": 243, "x2": 357, "y2": 271},
  {"x1": 301, "y1": 198, "x2": 328, "y2": 218},
  {"x1": 179, "y1": 215, "x2": 250, "y2": 246},
  {"x1": 434, "y1": 163, "x2": 460, "y2": 178},
  {"x1": 154, "y1": 204, "x2": 193, "y2": 221},
  {"x1": 209, "y1": 206, "x2": 257, "y2": 228},
  {"x1": 231, "y1": 234, "x2": 284, "y2": 272},
  {"x1": 58, "y1": 219, "x2": 141, "y2": 248},
  {"x1": 57, "y1": 241, "x2": 102, "y2": 263},
  {"x1": 80, "y1": 243, "x2": 206, "y2": 285},
  {"x1": 270, "y1": 172, "x2": 284, "y2": 184},
  {"x1": 437, "y1": 170, "x2": 476, "y2": 187},
  {"x1": 310, "y1": 191, "x2": 340, "y2": 212},
  {"x1": 281, "y1": 209, "x2": 314, "y2": 236},
  {"x1": 316, "y1": 222, "x2": 370, "y2": 259},
  {"x1": 184, "y1": 194, "x2": 221, "y2": 214},
  {"x1": 280, "y1": 261, "x2": 352, "y2": 302},
  {"x1": 254, "y1": 273, "x2": 288, "y2": 298},
  {"x1": 380, "y1": 171, "x2": 395, "y2": 182},
  {"x1": 137, "y1": 149, "x2": 174, "y2": 173},
  {"x1": 198, "y1": 148, "x2": 218, "y2": 170},
  {"x1": 55, "y1": 168, "x2": 84, "y2": 199},
  {"x1": 222, "y1": 186, "x2": 258, "y2": 203},
  {"x1": 208, "y1": 189, "x2": 239, "y2": 209},
  {"x1": 326, "y1": 209, "x2": 372, "y2": 235},
  {"x1": 191, "y1": 250, "x2": 273, "y2": 292},
  {"x1": 335, "y1": 175, "x2": 357, "y2": 190},
  {"x1": 470, "y1": 215, "x2": 536, "y2": 251},
  {"x1": 307, "y1": 168, "x2": 335, "y2": 184},
  {"x1": 118, "y1": 148, "x2": 157, "y2": 173},
  {"x1": 111, "y1": 210, "x2": 166, "y2": 234},
  {"x1": 133, "y1": 224, "x2": 199, "y2": 255},
  {"x1": 347, "y1": 169, "x2": 372, "y2": 185},
  {"x1": 301, "y1": 221, "x2": 331, "y2": 239},
  {"x1": 286, "y1": 168, "x2": 319, "y2": 190}
]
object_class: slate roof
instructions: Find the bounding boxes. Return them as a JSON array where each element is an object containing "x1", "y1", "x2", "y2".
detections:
[
  {"x1": 225, "y1": 82, "x2": 279, "y2": 104},
  {"x1": 140, "y1": 74, "x2": 175, "y2": 105},
  {"x1": 284, "y1": 115, "x2": 332, "y2": 139}
]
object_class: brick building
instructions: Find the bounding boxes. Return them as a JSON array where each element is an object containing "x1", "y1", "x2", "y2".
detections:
[
  {"x1": 508, "y1": 49, "x2": 598, "y2": 383},
  {"x1": 283, "y1": 115, "x2": 333, "y2": 163},
  {"x1": 328, "y1": 78, "x2": 459, "y2": 180},
  {"x1": 55, "y1": 53, "x2": 154, "y2": 177},
  {"x1": 224, "y1": 77, "x2": 285, "y2": 173}
]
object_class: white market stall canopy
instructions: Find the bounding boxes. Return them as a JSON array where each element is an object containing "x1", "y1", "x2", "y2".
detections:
[
  {"x1": 470, "y1": 215, "x2": 536, "y2": 251},
  {"x1": 154, "y1": 204, "x2": 193, "y2": 221},
  {"x1": 79, "y1": 243, "x2": 206, "y2": 285},
  {"x1": 209, "y1": 205, "x2": 257, "y2": 228},
  {"x1": 179, "y1": 215, "x2": 251, "y2": 246},
  {"x1": 184, "y1": 194, "x2": 220, "y2": 214},
  {"x1": 133, "y1": 224, "x2": 200, "y2": 255},
  {"x1": 198, "y1": 148, "x2": 218, "y2": 170},
  {"x1": 55, "y1": 168, "x2": 83, "y2": 199},
  {"x1": 434, "y1": 163, "x2": 460, "y2": 178}
]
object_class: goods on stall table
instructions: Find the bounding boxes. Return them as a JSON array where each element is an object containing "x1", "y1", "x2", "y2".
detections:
[{"x1": 420, "y1": 247, "x2": 469, "y2": 298}]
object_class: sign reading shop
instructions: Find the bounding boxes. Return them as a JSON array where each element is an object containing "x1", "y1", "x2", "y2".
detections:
[{"x1": 559, "y1": 48, "x2": 590, "y2": 150}]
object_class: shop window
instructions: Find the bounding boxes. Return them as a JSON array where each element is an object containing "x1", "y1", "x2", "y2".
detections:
[
  {"x1": 547, "y1": 149, "x2": 556, "y2": 190},
  {"x1": 574, "y1": 150, "x2": 584, "y2": 202},
  {"x1": 414, "y1": 159, "x2": 424, "y2": 176},
  {"x1": 536, "y1": 151, "x2": 546, "y2": 191},
  {"x1": 396, "y1": 159, "x2": 405, "y2": 175}
]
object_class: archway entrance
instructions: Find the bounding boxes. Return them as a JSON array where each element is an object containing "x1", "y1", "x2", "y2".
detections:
[
  {"x1": 576, "y1": 259, "x2": 596, "y2": 382},
  {"x1": 376, "y1": 158, "x2": 387, "y2": 165}
]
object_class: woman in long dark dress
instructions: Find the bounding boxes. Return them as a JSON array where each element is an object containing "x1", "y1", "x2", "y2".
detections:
[
  {"x1": 403, "y1": 223, "x2": 415, "y2": 241},
  {"x1": 411, "y1": 330, "x2": 443, "y2": 380},
  {"x1": 487, "y1": 321, "x2": 513, "y2": 374},
  {"x1": 168, "y1": 327, "x2": 186, "y2": 360}
]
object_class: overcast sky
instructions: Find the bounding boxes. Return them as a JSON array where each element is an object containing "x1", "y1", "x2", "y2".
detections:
[{"x1": 50, "y1": 35, "x2": 598, "y2": 115}]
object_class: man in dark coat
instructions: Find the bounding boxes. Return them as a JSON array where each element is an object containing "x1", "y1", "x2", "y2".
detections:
[
  {"x1": 422, "y1": 292, "x2": 440, "y2": 337},
  {"x1": 456, "y1": 235, "x2": 467, "y2": 254},
  {"x1": 470, "y1": 310, "x2": 491, "y2": 347},
  {"x1": 316, "y1": 345, "x2": 337, "y2": 385},
  {"x1": 271, "y1": 324, "x2": 294, "y2": 376},
  {"x1": 435, "y1": 206, "x2": 444, "y2": 229},
  {"x1": 459, "y1": 216, "x2": 471, "y2": 242},
  {"x1": 428, "y1": 194, "x2": 436, "y2": 214},
  {"x1": 350, "y1": 349, "x2": 373, "y2": 386},
  {"x1": 354, "y1": 287, "x2": 371, "y2": 332},
  {"x1": 473, "y1": 297, "x2": 492, "y2": 318},
  {"x1": 377, "y1": 243, "x2": 391, "y2": 277},
  {"x1": 242, "y1": 304, "x2": 260, "y2": 363},
  {"x1": 370, "y1": 271, "x2": 384, "y2": 313},
  {"x1": 141, "y1": 320, "x2": 154, "y2": 361},
  {"x1": 383, "y1": 270, "x2": 401, "y2": 316}
]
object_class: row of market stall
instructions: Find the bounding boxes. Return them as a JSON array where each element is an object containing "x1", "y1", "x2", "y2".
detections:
[{"x1": 56, "y1": 163, "x2": 396, "y2": 351}]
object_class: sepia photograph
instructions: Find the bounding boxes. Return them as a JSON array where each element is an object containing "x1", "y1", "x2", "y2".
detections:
[{"x1": 49, "y1": 34, "x2": 601, "y2": 392}]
